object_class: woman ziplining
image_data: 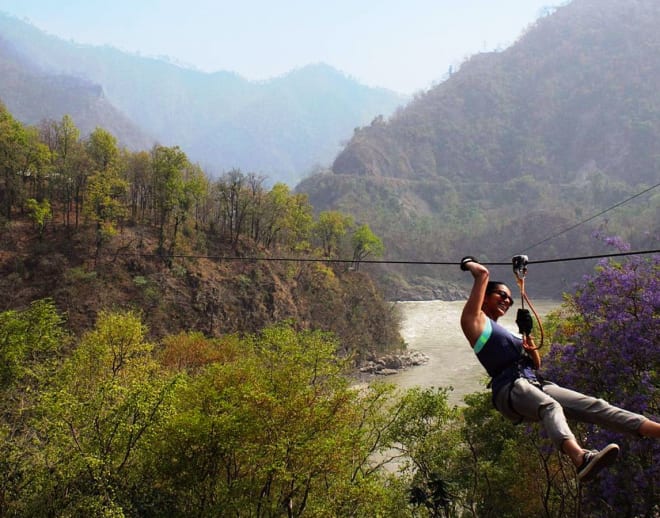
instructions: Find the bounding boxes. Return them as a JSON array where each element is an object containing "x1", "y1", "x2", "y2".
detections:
[{"x1": 459, "y1": 256, "x2": 660, "y2": 483}]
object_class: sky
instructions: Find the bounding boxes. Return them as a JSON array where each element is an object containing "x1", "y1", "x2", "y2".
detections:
[{"x1": 0, "y1": 0, "x2": 561, "y2": 94}]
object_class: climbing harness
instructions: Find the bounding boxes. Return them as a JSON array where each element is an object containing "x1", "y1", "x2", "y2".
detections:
[{"x1": 512, "y1": 255, "x2": 545, "y2": 349}]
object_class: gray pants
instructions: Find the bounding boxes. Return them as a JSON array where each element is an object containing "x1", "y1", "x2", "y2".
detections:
[{"x1": 494, "y1": 378, "x2": 648, "y2": 449}]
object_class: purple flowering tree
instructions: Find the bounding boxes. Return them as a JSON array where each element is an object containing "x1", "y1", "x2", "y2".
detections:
[{"x1": 543, "y1": 247, "x2": 659, "y2": 515}]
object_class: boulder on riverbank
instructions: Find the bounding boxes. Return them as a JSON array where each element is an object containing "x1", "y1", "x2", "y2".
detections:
[
  {"x1": 385, "y1": 276, "x2": 468, "y2": 302},
  {"x1": 359, "y1": 349, "x2": 430, "y2": 376}
]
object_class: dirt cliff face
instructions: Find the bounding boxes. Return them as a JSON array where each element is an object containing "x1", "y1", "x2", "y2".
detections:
[{"x1": 0, "y1": 220, "x2": 403, "y2": 362}]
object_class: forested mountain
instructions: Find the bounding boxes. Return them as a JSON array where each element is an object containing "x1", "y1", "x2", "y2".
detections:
[
  {"x1": 298, "y1": 0, "x2": 660, "y2": 297},
  {"x1": 0, "y1": 12, "x2": 405, "y2": 185}
]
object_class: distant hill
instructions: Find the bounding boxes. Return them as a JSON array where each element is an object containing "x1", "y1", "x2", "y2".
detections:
[
  {"x1": 0, "y1": 36, "x2": 153, "y2": 150},
  {"x1": 0, "y1": 12, "x2": 406, "y2": 185},
  {"x1": 297, "y1": 0, "x2": 660, "y2": 297}
]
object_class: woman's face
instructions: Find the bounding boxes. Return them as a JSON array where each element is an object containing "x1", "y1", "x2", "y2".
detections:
[{"x1": 483, "y1": 284, "x2": 514, "y2": 320}]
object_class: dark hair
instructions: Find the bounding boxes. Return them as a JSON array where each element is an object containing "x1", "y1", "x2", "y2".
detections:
[
  {"x1": 486, "y1": 281, "x2": 509, "y2": 293},
  {"x1": 486, "y1": 281, "x2": 514, "y2": 304}
]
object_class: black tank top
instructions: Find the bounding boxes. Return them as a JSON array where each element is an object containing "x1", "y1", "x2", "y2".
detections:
[{"x1": 475, "y1": 318, "x2": 537, "y2": 395}]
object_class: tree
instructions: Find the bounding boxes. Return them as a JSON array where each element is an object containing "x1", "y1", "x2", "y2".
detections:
[
  {"x1": 82, "y1": 129, "x2": 128, "y2": 255},
  {"x1": 147, "y1": 324, "x2": 407, "y2": 517},
  {"x1": 150, "y1": 145, "x2": 189, "y2": 257},
  {"x1": 125, "y1": 150, "x2": 152, "y2": 224},
  {"x1": 20, "y1": 126, "x2": 51, "y2": 205},
  {"x1": 0, "y1": 298, "x2": 65, "y2": 395},
  {"x1": 26, "y1": 198, "x2": 52, "y2": 239},
  {"x1": 41, "y1": 115, "x2": 86, "y2": 227},
  {"x1": 33, "y1": 311, "x2": 178, "y2": 516},
  {"x1": 280, "y1": 191, "x2": 314, "y2": 252},
  {"x1": 259, "y1": 182, "x2": 292, "y2": 248},
  {"x1": 182, "y1": 162, "x2": 210, "y2": 231},
  {"x1": 351, "y1": 224, "x2": 385, "y2": 270},
  {"x1": 543, "y1": 251, "x2": 660, "y2": 515},
  {"x1": 84, "y1": 168, "x2": 129, "y2": 260},
  {"x1": 86, "y1": 127, "x2": 119, "y2": 172},
  {"x1": 384, "y1": 386, "x2": 463, "y2": 517},
  {"x1": 0, "y1": 103, "x2": 30, "y2": 220},
  {"x1": 213, "y1": 169, "x2": 254, "y2": 248},
  {"x1": 313, "y1": 210, "x2": 354, "y2": 258},
  {"x1": 244, "y1": 172, "x2": 268, "y2": 243},
  {"x1": 0, "y1": 300, "x2": 67, "y2": 516}
]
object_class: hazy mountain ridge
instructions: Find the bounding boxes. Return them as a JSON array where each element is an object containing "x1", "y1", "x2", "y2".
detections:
[
  {"x1": 0, "y1": 36, "x2": 154, "y2": 149},
  {"x1": 0, "y1": 12, "x2": 406, "y2": 184}
]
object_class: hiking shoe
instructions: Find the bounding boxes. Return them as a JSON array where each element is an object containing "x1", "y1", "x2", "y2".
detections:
[{"x1": 577, "y1": 443, "x2": 620, "y2": 482}]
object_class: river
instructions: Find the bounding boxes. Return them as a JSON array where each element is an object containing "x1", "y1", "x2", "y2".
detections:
[{"x1": 389, "y1": 299, "x2": 560, "y2": 404}]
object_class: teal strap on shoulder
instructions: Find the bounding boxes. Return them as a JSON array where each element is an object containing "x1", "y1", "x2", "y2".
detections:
[{"x1": 474, "y1": 318, "x2": 492, "y2": 354}]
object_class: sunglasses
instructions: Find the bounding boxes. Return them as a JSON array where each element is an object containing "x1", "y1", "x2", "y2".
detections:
[{"x1": 489, "y1": 289, "x2": 514, "y2": 306}]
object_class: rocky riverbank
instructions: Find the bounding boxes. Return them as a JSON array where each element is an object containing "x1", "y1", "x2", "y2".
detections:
[
  {"x1": 358, "y1": 349, "x2": 430, "y2": 376},
  {"x1": 384, "y1": 277, "x2": 468, "y2": 302}
]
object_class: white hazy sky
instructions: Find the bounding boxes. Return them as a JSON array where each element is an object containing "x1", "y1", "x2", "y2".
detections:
[{"x1": 0, "y1": 0, "x2": 562, "y2": 94}]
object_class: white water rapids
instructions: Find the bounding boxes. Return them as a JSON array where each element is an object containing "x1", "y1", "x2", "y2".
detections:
[{"x1": 389, "y1": 299, "x2": 560, "y2": 404}]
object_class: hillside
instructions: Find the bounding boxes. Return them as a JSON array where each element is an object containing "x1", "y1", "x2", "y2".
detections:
[
  {"x1": 331, "y1": 0, "x2": 660, "y2": 186},
  {"x1": 0, "y1": 12, "x2": 406, "y2": 185},
  {"x1": 0, "y1": 218, "x2": 403, "y2": 365},
  {"x1": 297, "y1": 0, "x2": 660, "y2": 297}
]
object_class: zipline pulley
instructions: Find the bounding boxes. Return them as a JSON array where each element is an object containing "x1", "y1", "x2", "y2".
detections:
[
  {"x1": 512, "y1": 254, "x2": 528, "y2": 282},
  {"x1": 511, "y1": 255, "x2": 544, "y2": 350}
]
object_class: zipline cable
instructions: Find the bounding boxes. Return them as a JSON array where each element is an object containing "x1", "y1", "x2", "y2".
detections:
[
  {"x1": 500, "y1": 185, "x2": 658, "y2": 336},
  {"x1": 517, "y1": 181, "x2": 660, "y2": 255},
  {"x1": 115, "y1": 248, "x2": 660, "y2": 266}
]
